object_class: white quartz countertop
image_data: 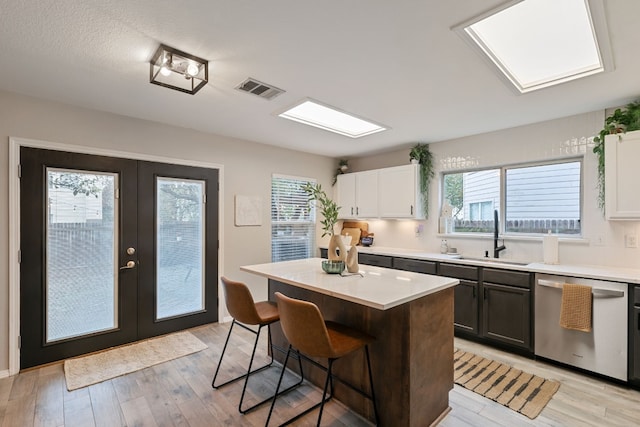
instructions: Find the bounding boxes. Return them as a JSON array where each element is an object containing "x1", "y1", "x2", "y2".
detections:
[
  {"x1": 241, "y1": 258, "x2": 459, "y2": 310},
  {"x1": 326, "y1": 245, "x2": 640, "y2": 284}
]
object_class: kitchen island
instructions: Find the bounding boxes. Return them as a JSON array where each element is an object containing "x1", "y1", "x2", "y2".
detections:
[{"x1": 241, "y1": 258, "x2": 459, "y2": 426}]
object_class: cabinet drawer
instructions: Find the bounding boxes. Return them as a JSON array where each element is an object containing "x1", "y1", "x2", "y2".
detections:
[
  {"x1": 483, "y1": 268, "x2": 531, "y2": 289},
  {"x1": 393, "y1": 258, "x2": 436, "y2": 274},
  {"x1": 439, "y1": 263, "x2": 479, "y2": 281},
  {"x1": 358, "y1": 253, "x2": 393, "y2": 268},
  {"x1": 634, "y1": 286, "x2": 640, "y2": 306}
]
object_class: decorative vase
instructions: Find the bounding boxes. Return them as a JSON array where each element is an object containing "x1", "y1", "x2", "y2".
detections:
[
  {"x1": 328, "y1": 234, "x2": 347, "y2": 262},
  {"x1": 410, "y1": 158, "x2": 419, "y2": 164},
  {"x1": 346, "y1": 245, "x2": 359, "y2": 273}
]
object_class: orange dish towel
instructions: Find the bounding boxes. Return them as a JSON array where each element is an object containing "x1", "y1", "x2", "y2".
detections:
[{"x1": 559, "y1": 283, "x2": 592, "y2": 332}]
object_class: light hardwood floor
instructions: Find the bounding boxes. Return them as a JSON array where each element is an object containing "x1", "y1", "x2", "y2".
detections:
[{"x1": 1, "y1": 322, "x2": 640, "y2": 426}]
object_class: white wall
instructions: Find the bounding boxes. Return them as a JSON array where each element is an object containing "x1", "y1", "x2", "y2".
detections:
[
  {"x1": 350, "y1": 110, "x2": 640, "y2": 268},
  {"x1": 0, "y1": 90, "x2": 335, "y2": 373}
]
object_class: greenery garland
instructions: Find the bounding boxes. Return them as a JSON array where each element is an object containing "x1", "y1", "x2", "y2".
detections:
[
  {"x1": 593, "y1": 100, "x2": 640, "y2": 212},
  {"x1": 409, "y1": 143, "x2": 435, "y2": 218}
]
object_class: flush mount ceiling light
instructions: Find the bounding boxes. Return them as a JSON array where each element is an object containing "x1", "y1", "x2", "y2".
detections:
[
  {"x1": 454, "y1": 0, "x2": 612, "y2": 93},
  {"x1": 278, "y1": 99, "x2": 388, "y2": 138},
  {"x1": 150, "y1": 44, "x2": 208, "y2": 95}
]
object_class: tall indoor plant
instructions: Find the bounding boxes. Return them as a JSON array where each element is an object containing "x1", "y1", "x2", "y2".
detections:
[
  {"x1": 593, "y1": 100, "x2": 640, "y2": 212},
  {"x1": 302, "y1": 182, "x2": 346, "y2": 262},
  {"x1": 409, "y1": 143, "x2": 435, "y2": 218}
]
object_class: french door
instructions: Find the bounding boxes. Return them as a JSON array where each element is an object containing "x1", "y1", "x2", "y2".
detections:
[{"x1": 20, "y1": 147, "x2": 219, "y2": 369}]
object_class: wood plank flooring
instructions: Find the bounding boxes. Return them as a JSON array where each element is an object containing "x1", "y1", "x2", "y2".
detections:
[{"x1": 1, "y1": 322, "x2": 640, "y2": 426}]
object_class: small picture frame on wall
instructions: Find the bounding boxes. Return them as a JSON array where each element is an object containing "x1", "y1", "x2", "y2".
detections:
[{"x1": 235, "y1": 195, "x2": 262, "y2": 226}]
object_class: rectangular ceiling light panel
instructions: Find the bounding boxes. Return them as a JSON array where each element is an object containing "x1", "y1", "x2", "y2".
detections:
[
  {"x1": 278, "y1": 99, "x2": 387, "y2": 138},
  {"x1": 457, "y1": 0, "x2": 610, "y2": 93}
]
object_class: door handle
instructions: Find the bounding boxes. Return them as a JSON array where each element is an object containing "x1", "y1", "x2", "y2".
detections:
[{"x1": 120, "y1": 260, "x2": 137, "y2": 270}]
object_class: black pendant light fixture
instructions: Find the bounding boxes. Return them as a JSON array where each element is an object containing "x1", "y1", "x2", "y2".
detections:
[{"x1": 150, "y1": 44, "x2": 208, "y2": 95}]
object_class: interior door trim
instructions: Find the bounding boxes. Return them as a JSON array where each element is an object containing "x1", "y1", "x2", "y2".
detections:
[{"x1": 9, "y1": 136, "x2": 225, "y2": 375}]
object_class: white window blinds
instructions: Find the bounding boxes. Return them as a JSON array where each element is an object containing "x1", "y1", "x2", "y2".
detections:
[{"x1": 271, "y1": 175, "x2": 316, "y2": 262}]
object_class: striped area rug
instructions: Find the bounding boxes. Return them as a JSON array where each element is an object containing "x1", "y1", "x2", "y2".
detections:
[{"x1": 454, "y1": 349, "x2": 560, "y2": 419}]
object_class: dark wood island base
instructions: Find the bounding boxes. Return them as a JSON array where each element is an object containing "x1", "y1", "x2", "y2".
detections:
[{"x1": 269, "y1": 279, "x2": 454, "y2": 426}]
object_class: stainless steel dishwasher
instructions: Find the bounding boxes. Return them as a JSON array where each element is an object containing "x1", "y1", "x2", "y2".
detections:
[{"x1": 534, "y1": 273, "x2": 628, "y2": 381}]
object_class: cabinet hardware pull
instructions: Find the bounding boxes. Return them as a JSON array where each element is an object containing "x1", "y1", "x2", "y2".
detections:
[
  {"x1": 472, "y1": 286, "x2": 476, "y2": 298},
  {"x1": 351, "y1": 207, "x2": 353, "y2": 215},
  {"x1": 410, "y1": 205, "x2": 413, "y2": 215},
  {"x1": 356, "y1": 207, "x2": 359, "y2": 215}
]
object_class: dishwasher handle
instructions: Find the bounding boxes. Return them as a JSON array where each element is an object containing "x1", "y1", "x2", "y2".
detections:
[{"x1": 537, "y1": 279, "x2": 625, "y2": 298}]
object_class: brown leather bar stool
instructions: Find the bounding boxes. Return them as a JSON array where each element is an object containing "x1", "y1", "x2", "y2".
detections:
[
  {"x1": 212, "y1": 277, "x2": 302, "y2": 414},
  {"x1": 266, "y1": 292, "x2": 379, "y2": 426}
]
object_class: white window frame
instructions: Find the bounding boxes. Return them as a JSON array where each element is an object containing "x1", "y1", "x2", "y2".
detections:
[{"x1": 441, "y1": 158, "x2": 583, "y2": 236}]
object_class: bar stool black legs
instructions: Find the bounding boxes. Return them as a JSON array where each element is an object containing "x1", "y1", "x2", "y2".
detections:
[{"x1": 212, "y1": 320, "x2": 303, "y2": 414}]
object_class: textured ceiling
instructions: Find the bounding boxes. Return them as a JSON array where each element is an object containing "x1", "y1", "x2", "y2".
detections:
[{"x1": 1, "y1": 0, "x2": 639, "y2": 157}]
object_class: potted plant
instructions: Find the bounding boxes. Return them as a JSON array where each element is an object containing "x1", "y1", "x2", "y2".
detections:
[
  {"x1": 302, "y1": 183, "x2": 346, "y2": 267},
  {"x1": 409, "y1": 143, "x2": 435, "y2": 218},
  {"x1": 332, "y1": 159, "x2": 349, "y2": 186},
  {"x1": 593, "y1": 100, "x2": 640, "y2": 212}
]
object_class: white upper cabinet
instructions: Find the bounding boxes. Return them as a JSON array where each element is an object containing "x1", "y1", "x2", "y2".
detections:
[
  {"x1": 605, "y1": 130, "x2": 640, "y2": 220},
  {"x1": 379, "y1": 164, "x2": 422, "y2": 218},
  {"x1": 336, "y1": 171, "x2": 378, "y2": 219},
  {"x1": 336, "y1": 164, "x2": 423, "y2": 219},
  {"x1": 336, "y1": 173, "x2": 356, "y2": 218},
  {"x1": 355, "y1": 170, "x2": 379, "y2": 218}
]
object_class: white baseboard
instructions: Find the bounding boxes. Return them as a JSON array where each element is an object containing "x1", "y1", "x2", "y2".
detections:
[{"x1": 0, "y1": 369, "x2": 9, "y2": 379}]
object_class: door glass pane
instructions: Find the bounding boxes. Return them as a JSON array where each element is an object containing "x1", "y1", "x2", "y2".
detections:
[
  {"x1": 156, "y1": 177, "x2": 205, "y2": 319},
  {"x1": 46, "y1": 169, "x2": 118, "y2": 343}
]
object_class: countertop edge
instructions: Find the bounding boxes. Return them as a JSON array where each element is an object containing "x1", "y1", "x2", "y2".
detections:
[
  {"x1": 321, "y1": 246, "x2": 640, "y2": 284},
  {"x1": 241, "y1": 260, "x2": 459, "y2": 310}
]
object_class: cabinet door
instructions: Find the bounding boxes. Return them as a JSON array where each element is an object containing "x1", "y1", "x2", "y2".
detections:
[
  {"x1": 379, "y1": 165, "x2": 420, "y2": 218},
  {"x1": 358, "y1": 253, "x2": 393, "y2": 268},
  {"x1": 393, "y1": 257, "x2": 436, "y2": 274},
  {"x1": 605, "y1": 130, "x2": 640, "y2": 219},
  {"x1": 336, "y1": 173, "x2": 356, "y2": 218},
  {"x1": 633, "y1": 306, "x2": 640, "y2": 381},
  {"x1": 454, "y1": 280, "x2": 478, "y2": 335},
  {"x1": 482, "y1": 283, "x2": 531, "y2": 350},
  {"x1": 356, "y1": 171, "x2": 378, "y2": 218}
]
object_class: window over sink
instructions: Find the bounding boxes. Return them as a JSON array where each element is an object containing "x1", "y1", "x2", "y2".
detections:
[{"x1": 442, "y1": 159, "x2": 582, "y2": 236}]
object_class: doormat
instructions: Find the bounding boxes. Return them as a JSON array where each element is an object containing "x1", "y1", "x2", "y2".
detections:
[
  {"x1": 64, "y1": 331, "x2": 207, "y2": 391},
  {"x1": 454, "y1": 349, "x2": 560, "y2": 419}
]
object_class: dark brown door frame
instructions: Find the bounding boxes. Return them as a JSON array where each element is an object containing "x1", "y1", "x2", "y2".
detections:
[{"x1": 19, "y1": 146, "x2": 220, "y2": 369}]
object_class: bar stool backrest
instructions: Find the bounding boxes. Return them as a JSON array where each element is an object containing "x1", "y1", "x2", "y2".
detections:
[
  {"x1": 275, "y1": 292, "x2": 334, "y2": 358},
  {"x1": 220, "y1": 276, "x2": 261, "y2": 325}
]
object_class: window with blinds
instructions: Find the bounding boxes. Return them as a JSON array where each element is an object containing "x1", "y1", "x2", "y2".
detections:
[{"x1": 271, "y1": 175, "x2": 316, "y2": 262}]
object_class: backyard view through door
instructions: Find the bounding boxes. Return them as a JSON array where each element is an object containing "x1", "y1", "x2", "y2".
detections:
[{"x1": 20, "y1": 148, "x2": 219, "y2": 369}]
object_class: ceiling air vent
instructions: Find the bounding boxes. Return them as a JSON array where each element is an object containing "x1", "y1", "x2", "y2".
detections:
[{"x1": 235, "y1": 78, "x2": 285, "y2": 100}]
